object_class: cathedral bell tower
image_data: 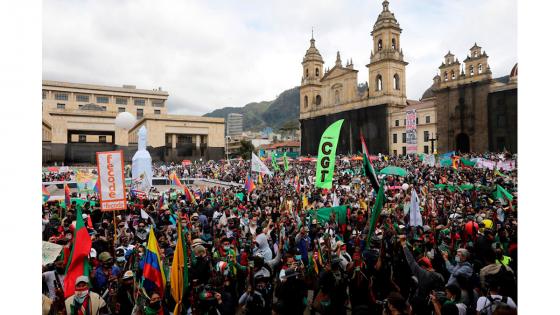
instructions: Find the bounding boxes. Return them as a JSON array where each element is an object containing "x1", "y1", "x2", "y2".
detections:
[
  {"x1": 300, "y1": 32, "x2": 324, "y2": 115},
  {"x1": 367, "y1": 0, "x2": 407, "y2": 105}
]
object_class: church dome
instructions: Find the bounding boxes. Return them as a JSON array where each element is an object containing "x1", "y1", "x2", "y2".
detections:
[
  {"x1": 302, "y1": 38, "x2": 324, "y2": 64},
  {"x1": 373, "y1": 0, "x2": 401, "y2": 33},
  {"x1": 421, "y1": 83, "x2": 436, "y2": 101}
]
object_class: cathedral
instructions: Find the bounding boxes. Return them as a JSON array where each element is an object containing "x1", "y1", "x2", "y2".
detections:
[
  {"x1": 298, "y1": 0, "x2": 517, "y2": 155},
  {"x1": 299, "y1": 0, "x2": 407, "y2": 155}
]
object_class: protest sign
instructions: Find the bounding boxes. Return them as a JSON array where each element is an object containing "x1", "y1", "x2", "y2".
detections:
[
  {"x1": 96, "y1": 150, "x2": 127, "y2": 211},
  {"x1": 42, "y1": 241, "x2": 63, "y2": 266},
  {"x1": 315, "y1": 119, "x2": 344, "y2": 189},
  {"x1": 405, "y1": 110, "x2": 417, "y2": 153}
]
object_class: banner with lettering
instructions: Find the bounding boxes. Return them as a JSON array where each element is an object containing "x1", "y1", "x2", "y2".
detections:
[
  {"x1": 405, "y1": 110, "x2": 417, "y2": 154},
  {"x1": 315, "y1": 119, "x2": 344, "y2": 189},
  {"x1": 96, "y1": 150, "x2": 127, "y2": 211}
]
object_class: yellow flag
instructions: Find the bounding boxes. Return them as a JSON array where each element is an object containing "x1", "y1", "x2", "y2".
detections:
[
  {"x1": 302, "y1": 194, "x2": 308, "y2": 210},
  {"x1": 170, "y1": 223, "x2": 186, "y2": 315},
  {"x1": 258, "y1": 173, "x2": 263, "y2": 186}
]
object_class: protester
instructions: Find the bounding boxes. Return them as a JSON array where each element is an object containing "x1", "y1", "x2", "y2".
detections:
[{"x1": 42, "y1": 152, "x2": 518, "y2": 315}]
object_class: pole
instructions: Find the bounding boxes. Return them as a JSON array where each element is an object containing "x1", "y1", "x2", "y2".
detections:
[{"x1": 113, "y1": 211, "x2": 118, "y2": 254}]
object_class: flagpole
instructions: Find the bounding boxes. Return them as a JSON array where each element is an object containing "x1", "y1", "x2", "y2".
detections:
[{"x1": 113, "y1": 211, "x2": 118, "y2": 255}]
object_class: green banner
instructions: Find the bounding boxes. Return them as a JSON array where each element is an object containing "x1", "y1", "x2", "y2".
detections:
[
  {"x1": 271, "y1": 153, "x2": 280, "y2": 171},
  {"x1": 315, "y1": 119, "x2": 344, "y2": 189},
  {"x1": 283, "y1": 152, "x2": 289, "y2": 172}
]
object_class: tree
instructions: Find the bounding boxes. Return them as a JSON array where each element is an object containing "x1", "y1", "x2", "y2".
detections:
[{"x1": 239, "y1": 140, "x2": 255, "y2": 160}]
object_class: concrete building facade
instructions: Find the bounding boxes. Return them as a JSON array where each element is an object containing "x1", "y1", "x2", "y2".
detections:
[{"x1": 226, "y1": 113, "x2": 243, "y2": 137}]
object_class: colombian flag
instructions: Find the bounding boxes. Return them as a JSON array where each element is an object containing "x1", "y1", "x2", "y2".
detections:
[
  {"x1": 143, "y1": 228, "x2": 167, "y2": 298},
  {"x1": 183, "y1": 185, "x2": 197, "y2": 205},
  {"x1": 244, "y1": 174, "x2": 256, "y2": 194},
  {"x1": 169, "y1": 172, "x2": 183, "y2": 188},
  {"x1": 42, "y1": 185, "x2": 50, "y2": 203},
  {"x1": 63, "y1": 206, "x2": 92, "y2": 298},
  {"x1": 64, "y1": 183, "x2": 71, "y2": 207}
]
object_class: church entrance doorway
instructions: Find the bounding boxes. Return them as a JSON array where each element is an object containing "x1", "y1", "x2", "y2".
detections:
[{"x1": 455, "y1": 133, "x2": 470, "y2": 153}]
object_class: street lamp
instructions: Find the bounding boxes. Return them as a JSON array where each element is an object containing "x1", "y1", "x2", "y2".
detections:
[{"x1": 225, "y1": 136, "x2": 231, "y2": 163}]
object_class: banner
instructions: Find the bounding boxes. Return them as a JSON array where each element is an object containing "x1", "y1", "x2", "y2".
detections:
[
  {"x1": 42, "y1": 241, "x2": 63, "y2": 266},
  {"x1": 251, "y1": 152, "x2": 273, "y2": 175},
  {"x1": 422, "y1": 154, "x2": 436, "y2": 167},
  {"x1": 497, "y1": 160, "x2": 516, "y2": 171},
  {"x1": 405, "y1": 110, "x2": 417, "y2": 154},
  {"x1": 475, "y1": 158, "x2": 497, "y2": 170},
  {"x1": 96, "y1": 151, "x2": 127, "y2": 211},
  {"x1": 315, "y1": 119, "x2": 344, "y2": 189}
]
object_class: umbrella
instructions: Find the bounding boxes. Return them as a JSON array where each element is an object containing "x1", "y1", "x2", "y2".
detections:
[{"x1": 380, "y1": 166, "x2": 408, "y2": 177}]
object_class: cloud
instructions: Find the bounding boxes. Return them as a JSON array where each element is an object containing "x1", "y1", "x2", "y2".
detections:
[{"x1": 43, "y1": 0, "x2": 517, "y2": 115}]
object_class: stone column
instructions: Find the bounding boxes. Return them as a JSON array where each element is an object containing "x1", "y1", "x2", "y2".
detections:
[
  {"x1": 195, "y1": 135, "x2": 201, "y2": 157},
  {"x1": 171, "y1": 134, "x2": 177, "y2": 149}
]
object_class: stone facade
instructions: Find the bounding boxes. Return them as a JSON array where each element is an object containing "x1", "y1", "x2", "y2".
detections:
[
  {"x1": 433, "y1": 45, "x2": 517, "y2": 153},
  {"x1": 388, "y1": 98, "x2": 437, "y2": 155},
  {"x1": 299, "y1": 1, "x2": 407, "y2": 155}
]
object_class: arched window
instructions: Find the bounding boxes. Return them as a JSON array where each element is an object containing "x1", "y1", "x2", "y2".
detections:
[
  {"x1": 391, "y1": 38, "x2": 396, "y2": 50},
  {"x1": 469, "y1": 65, "x2": 474, "y2": 76},
  {"x1": 315, "y1": 95, "x2": 322, "y2": 106},
  {"x1": 393, "y1": 74, "x2": 400, "y2": 90},
  {"x1": 376, "y1": 75, "x2": 383, "y2": 91},
  {"x1": 478, "y1": 64, "x2": 483, "y2": 74},
  {"x1": 377, "y1": 39, "x2": 383, "y2": 52},
  {"x1": 451, "y1": 70, "x2": 455, "y2": 80},
  {"x1": 335, "y1": 90, "x2": 340, "y2": 104},
  {"x1": 305, "y1": 68, "x2": 309, "y2": 78},
  {"x1": 304, "y1": 95, "x2": 308, "y2": 108},
  {"x1": 444, "y1": 71, "x2": 448, "y2": 81},
  {"x1": 474, "y1": 51, "x2": 478, "y2": 58},
  {"x1": 315, "y1": 68, "x2": 319, "y2": 77}
]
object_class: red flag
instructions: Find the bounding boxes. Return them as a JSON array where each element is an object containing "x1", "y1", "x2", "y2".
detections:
[
  {"x1": 63, "y1": 207, "x2": 92, "y2": 298},
  {"x1": 360, "y1": 130, "x2": 370, "y2": 158}
]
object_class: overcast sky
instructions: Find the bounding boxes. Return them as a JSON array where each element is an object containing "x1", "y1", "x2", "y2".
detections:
[{"x1": 43, "y1": 0, "x2": 517, "y2": 115}]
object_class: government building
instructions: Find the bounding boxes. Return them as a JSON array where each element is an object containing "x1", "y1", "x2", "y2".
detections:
[
  {"x1": 42, "y1": 80, "x2": 225, "y2": 164},
  {"x1": 298, "y1": 0, "x2": 517, "y2": 155}
]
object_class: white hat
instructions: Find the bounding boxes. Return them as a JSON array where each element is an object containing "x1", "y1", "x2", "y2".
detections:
[
  {"x1": 89, "y1": 248, "x2": 97, "y2": 259},
  {"x1": 75, "y1": 275, "x2": 89, "y2": 285}
]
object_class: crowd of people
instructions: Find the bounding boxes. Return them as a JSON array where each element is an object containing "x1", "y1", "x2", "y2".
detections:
[{"x1": 42, "y1": 152, "x2": 518, "y2": 315}]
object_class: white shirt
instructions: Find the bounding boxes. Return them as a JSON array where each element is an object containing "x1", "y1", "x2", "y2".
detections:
[{"x1": 476, "y1": 295, "x2": 516, "y2": 315}]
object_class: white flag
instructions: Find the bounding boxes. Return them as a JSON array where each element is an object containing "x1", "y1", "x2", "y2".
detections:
[
  {"x1": 409, "y1": 189, "x2": 423, "y2": 227},
  {"x1": 251, "y1": 152, "x2": 273, "y2": 175}
]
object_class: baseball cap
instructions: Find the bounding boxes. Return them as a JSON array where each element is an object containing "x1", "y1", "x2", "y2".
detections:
[
  {"x1": 122, "y1": 270, "x2": 134, "y2": 280},
  {"x1": 75, "y1": 275, "x2": 89, "y2": 285}
]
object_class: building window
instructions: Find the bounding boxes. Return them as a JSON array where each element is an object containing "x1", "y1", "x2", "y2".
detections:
[
  {"x1": 478, "y1": 63, "x2": 483, "y2": 73},
  {"x1": 426, "y1": 116, "x2": 431, "y2": 123},
  {"x1": 42, "y1": 91, "x2": 47, "y2": 99},
  {"x1": 377, "y1": 39, "x2": 382, "y2": 51},
  {"x1": 444, "y1": 71, "x2": 448, "y2": 81},
  {"x1": 416, "y1": 117, "x2": 419, "y2": 125},
  {"x1": 391, "y1": 38, "x2": 396, "y2": 50},
  {"x1": 134, "y1": 99, "x2": 146, "y2": 106},
  {"x1": 57, "y1": 103, "x2": 65, "y2": 109},
  {"x1": 497, "y1": 114, "x2": 506, "y2": 128},
  {"x1": 99, "y1": 136, "x2": 107, "y2": 143},
  {"x1": 424, "y1": 131, "x2": 430, "y2": 142},
  {"x1": 393, "y1": 133, "x2": 397, "y2": 143},
  {"x1": 79, "y1": 135, "x2": 86, "y2": 143},
  {"x1": 393, "y1": 150, "x2": 397, "y2": 155},
  {"x1": 118, "y1": 107, "x2": 125, "y2": 112},
  {"x1": 315, "y1": 68, "x2": 319, "y2": 77},
  {"x1": 315, "y1": 95, "x2": 321, "y2": 106},
  {"x1": 152, "y1": 100, "x2": 164, "y2": 107},
  {"x1": 393, "y1": 74, "x2": 400, "y2": 90},
  {"x1": 424, "y1": 145, "x2": 429, "y2": 154},
  {"x1": 451, "y1": 70, "x2": 455, "y2": 80},
  {"x1": 402, "y1": 133, "x2": 406, "y2": 143},
  {"x1": 305, "y1": 68, "x2": 309, "y2": 78},
  {"x1": 304, "y1": 95, "x2": 308, "y2": 108},
  {"x1": 55, "y1": 93, "x2": 68, "y2": 101},
  {"x1": 395, "y1": 120, "x2": 399, "y2": 127},
  {"x1": 469, "y1": 65, "x2": 474, "y2": 76},
  {"x1": 137, "y1": 108, "x2": 143, "y2": 119},
  {"x1": 96, "y1": 96, "x2": 109, "y2": 103},
  {"x1": 116, "y1": 97, "x2": 128, "y2": 105},
  {"x1": 402, "y1": 146, "x2": 407, "y2": 155},
  {"x1": 474, "y1": 51, "x2": 478, "y2": 58},
  {"x1": 76, "y1": 94, "x2": 89, "y2": 102},
  {"x1": 101, "y1": 106, "x2": 107, "y2": 111},
  {"x1": 154, "y1": 109, "x2": 161, "y2": 115},
  {"x1": 376, "y1": 75, "x2": 383, "y2": 91}
]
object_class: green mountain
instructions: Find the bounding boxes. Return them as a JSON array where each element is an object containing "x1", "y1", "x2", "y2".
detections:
[{"x1": 203, "y1": 87, "x2": 300, "y2": 131}]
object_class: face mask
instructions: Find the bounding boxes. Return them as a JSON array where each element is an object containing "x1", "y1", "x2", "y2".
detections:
[
  {"x1": 223, "y1": 245, "x2": 230, "y2": 250},
  {"x1": 455, "y1": 255, "x2": 461, "y2": 262},
  {"x1": 74, "y1": 289, "x2": 89, "y2": 303}
]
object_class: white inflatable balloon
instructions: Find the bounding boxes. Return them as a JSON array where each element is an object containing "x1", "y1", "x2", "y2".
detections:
[
  {"x1": 115, "y1": 112, "x2": 136, "y2": 130},
  {"x1": 402, "y1": 183, "x2": 410, "y2": 191}
]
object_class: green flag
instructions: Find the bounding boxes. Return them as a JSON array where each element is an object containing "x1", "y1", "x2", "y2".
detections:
[
  {"x1": 310, "y1": 205, "x2": 348, "y2": 225},
  {"x1": 315, "y1": 119, "x2": 344, "y2": 189},
  {"x1": 460, "y1": 157, "x2": 476, "y2": 167},
  {"x1": 283, "y1": 152, "x2": 289, "y2": 172},
  {"x1": 271, "y1": 153, "x2": 280, "y2": 171},
  {"x1": 494, "y1": 185, "x2": 513, "y2": 202},
  {"x1": 366, "y1": 181, "x2": 385, "y2": 249}
]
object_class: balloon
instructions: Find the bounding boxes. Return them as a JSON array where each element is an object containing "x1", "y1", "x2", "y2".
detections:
[
  {"x1": 115, "y1": 112, "x2": 136, "y2": 130},
  {"x1": 401, "y1": 183, "x2": 410, "y2": 191}
]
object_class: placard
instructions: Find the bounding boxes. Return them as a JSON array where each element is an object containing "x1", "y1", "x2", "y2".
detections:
[
  {"x1": 405, "y1": 110, "x2": 417, "y2": 154},
  {"x1": 96, "y1": 150, "x2": 127, "y2": 211}
]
